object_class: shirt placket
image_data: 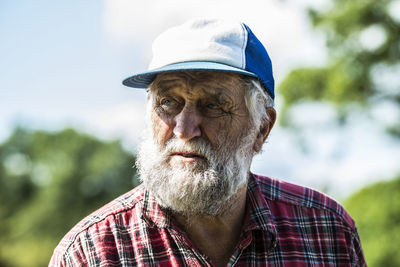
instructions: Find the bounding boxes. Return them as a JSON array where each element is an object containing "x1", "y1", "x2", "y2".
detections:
[
  {"x1": 168, "y1": 226, "x2": 214, "y2": 267},
  {"x1": 227, "y1": 230, "x2": 253, "y2": 266}
]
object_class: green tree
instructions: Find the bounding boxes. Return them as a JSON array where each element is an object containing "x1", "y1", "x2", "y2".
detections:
[
  {"x1": 0, "y1": 128, "x2": 139, "y2": 267},
  {"x1": 344, "y1": 176, "x2": 400, "y2": 267},
  {"x1": 279, "y1": 0, "x2": 400, "y2": 134},
  {"x1": 278, "y1": 1, "x2": 400, "y2": 264}
]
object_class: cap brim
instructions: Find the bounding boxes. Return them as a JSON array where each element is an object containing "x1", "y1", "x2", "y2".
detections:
[{"x1": 122, "y1": 61, "x2": 258, "y2": 88}]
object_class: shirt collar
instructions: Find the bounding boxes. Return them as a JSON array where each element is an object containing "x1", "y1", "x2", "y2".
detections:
[
  {"x1": 242, "y1": 173, "x2": 277, "y2": 238},
  {"x1": 140, "y1": 190, "x2": 173, "y2": 229}
]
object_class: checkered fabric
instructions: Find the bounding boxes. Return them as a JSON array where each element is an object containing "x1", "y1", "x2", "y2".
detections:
[{"x1": 49, "y1": 174, "x2": 366, "y2": 266}]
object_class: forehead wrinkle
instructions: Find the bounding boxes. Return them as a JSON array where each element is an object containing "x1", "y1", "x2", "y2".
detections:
[
  {"x1": 192, "y1": 74, "x2": 243, "y2": 98},
  {"x1": 153, "y1": 78, "x2": 186, "y2": 95},
  {"x1": 196, "y1": 81, "x2": 244, "y2": 106},
  {"x1": 153, "y1": 71, "x2": 245, "y2": 101}
]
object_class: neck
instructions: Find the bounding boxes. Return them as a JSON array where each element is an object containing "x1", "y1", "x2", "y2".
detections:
[{"x1": 172, "y1": 183, "x2": 248, "y2": 267}]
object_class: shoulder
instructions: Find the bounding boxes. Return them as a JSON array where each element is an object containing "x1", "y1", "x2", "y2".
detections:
[
  {"x1": 252, "y1": 173, "x2": 355, "y2": 229},
  {"x1": 49, "y1": 185, "x2": 146, "y2": 265}
]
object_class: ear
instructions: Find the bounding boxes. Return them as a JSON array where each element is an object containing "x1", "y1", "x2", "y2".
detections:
[{"x1": 253, "y1": 107, "x2": 276, "y2": 153}]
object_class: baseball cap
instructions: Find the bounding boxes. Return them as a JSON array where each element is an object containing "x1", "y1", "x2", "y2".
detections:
[{"x1": 122, "y1": 18, "x2": 275, "y2": 99}]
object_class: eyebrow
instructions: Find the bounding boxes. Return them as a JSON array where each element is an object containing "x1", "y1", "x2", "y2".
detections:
[{"x1": 196, "y1": 83, "x2": 234, "y2": 99}]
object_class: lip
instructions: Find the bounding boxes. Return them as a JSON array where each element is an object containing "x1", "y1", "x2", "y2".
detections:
[{"x1": 170, "y1": 152, "x2": 206, "y2": 162}]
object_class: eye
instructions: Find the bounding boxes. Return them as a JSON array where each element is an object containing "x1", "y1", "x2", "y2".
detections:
[
  {"x1": 206, "y1": 103, "x2": 219, "y2": 110},
  {"x1": 156, "y1": 96, "x2": 182, "y2": 115},
  {"x1": 200, "y1": 101, "x2": 229, "y2": 117},
  {"x1": 159, "y1": 97, "x2": 180, "y2": 108},
  {"x1": 161, "y1": 98, "x2": 175, "y2": 107}
]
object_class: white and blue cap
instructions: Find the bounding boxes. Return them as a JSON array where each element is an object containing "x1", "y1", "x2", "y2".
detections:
[{"x1": 123, "y1": 19, "x2": 275, "y2": 99}]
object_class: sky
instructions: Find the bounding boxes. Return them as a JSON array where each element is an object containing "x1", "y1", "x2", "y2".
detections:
[{"x1": 1, "y1": 0, "x2": 400, "y2": 199}]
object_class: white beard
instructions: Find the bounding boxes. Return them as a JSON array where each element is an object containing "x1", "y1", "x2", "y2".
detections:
[{"x1": 136, "y1": 126, "x2": 257, "y2": 216}]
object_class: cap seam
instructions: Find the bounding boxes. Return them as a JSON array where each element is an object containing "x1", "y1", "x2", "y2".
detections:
[{"x1": 240, "y1": 23, "x2": 248, "y2": 69}]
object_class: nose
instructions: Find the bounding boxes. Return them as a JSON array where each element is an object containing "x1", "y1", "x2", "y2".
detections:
[{"x1": 173, "y1": 106, "x2": 202, "y2": 141}]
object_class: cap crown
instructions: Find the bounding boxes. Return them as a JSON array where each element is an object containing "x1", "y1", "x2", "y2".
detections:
[
  {"x1": 123, "y1": 19, "x2": 275, "y2": 99},
  {"x1": 150, "y1": 19, "x2": 247, "y2": 70}
]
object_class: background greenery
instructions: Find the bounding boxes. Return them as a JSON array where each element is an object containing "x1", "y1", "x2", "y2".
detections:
[
  {"x1": 280, "y1": 0, "x2": 399, "y2": 135},
  {"x1": 0, "y1": 128, "x2": 139, "y2": 267},
  {"x1": 279, "y1": 0, "x2": 400, "y2": 265},
  {"x1": 345, "y1": 177, "x2": 400, "y2": 267},
  {"x1": 1, "y1": 0, "x2": 399, "y2": 266}
]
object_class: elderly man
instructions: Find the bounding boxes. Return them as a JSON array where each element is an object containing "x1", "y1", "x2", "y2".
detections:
[{"x1": 50, "y1": 19, "x2": 366, "y2": 266}]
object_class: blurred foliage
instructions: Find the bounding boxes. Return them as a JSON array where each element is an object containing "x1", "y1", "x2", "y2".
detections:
[
  {"x1": 345, "y1": 176, "x2": 400, "y2": 267},
  {"x1": 278, "y1": 1, "x2": 400, "y2": 264},
  {"x1": 0, "y1": 128, "x2": 139, "y2": 267},
  {"x1": 279, "y1": 0, "x2": 400, "y2": 135}
]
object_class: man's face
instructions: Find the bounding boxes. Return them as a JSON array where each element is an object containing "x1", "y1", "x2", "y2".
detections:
[
  {"x1": 151, "y1": 71, "x2": 252, "y2": 162},
  {"x1": 137, "y1": 71, "x2": 259, "y2": 216}
]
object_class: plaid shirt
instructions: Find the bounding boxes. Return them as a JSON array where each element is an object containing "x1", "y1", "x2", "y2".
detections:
[{"x1": 49, "y1": 174, "x2": 366, "y2": 266}]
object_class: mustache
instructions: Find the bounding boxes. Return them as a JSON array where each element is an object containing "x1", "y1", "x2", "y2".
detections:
[{"x1": 162, "y1": 138, "x2": 215, "y2": 161}]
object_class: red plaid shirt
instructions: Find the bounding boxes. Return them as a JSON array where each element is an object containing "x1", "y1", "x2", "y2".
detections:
[{"x1": 49, "y1": 174, "x2": 366, "y2": 266}]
